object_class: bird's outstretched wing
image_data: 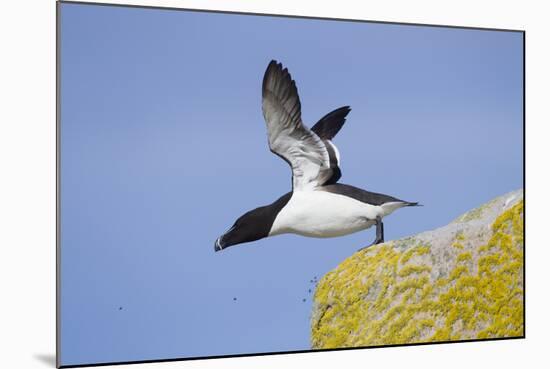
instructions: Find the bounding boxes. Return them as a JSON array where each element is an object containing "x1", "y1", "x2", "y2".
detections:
[
  {"x1": 262, "y1": 60, "x2": 333, "y2": 191},
  {"x1": 311, "y1": 106, "x2": 351, "y2": 185}
]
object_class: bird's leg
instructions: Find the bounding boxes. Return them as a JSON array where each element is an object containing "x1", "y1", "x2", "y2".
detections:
[
  {"x1": 359, "y1": 217, "x2": 384, "y2": 251},
  {"x1": 377, "y1": 219, "x2": 385, "y2": 244}
]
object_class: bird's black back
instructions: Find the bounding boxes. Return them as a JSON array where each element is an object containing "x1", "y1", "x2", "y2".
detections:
[{"x1": 319, "y1": 183, "x2": 407, "y2": 206}]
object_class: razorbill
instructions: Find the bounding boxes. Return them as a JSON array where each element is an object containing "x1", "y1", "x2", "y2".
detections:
[{"x1": 214, "y1": 60, "x2": 419, "y2": 252}]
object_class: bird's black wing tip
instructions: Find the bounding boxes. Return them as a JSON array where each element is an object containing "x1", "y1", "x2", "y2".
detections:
[
  {"x1": 263, "y1": 59, "x2": 288, "y2": 83},
  {"x1": 266, "y1": 59, "x2": 283, "y2": 73}
]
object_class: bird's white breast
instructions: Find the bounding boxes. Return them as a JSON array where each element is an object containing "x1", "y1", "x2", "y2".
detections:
[{"x1": 268, "y1": 190, "x2": 382, "y2": 238}]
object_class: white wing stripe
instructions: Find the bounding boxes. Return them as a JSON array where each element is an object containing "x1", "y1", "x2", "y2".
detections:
[{"x1": 326, "y1": 140, "x2": 341, "y2": 166}]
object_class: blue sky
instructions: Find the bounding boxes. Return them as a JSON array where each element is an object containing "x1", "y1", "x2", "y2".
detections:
[{"x1": 59, "y1": 3, "x2": 523, "y2": 366}]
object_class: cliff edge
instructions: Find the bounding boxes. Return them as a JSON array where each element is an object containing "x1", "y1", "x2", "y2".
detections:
[{"x1": 311, "y1": 189, "x2": 524, "y2": 348}]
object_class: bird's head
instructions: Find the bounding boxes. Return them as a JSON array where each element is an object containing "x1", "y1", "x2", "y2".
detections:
[{"x1": 214, "y1": 206, "x2": 270, "y2": 252}]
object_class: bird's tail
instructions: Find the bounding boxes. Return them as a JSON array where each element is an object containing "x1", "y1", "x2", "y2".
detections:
[{"x1": 404, "y1": 202, "x2": 422, "y2": 207}]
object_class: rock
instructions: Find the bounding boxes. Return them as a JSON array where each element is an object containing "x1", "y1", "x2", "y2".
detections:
[{"x1": 311, "y1": 189, "x2": 524, "y2": 349}]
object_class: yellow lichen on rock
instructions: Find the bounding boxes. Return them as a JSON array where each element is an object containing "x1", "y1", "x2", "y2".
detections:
[{"x1": 311, "y1": 193, "x2": 524, "y2": 349}]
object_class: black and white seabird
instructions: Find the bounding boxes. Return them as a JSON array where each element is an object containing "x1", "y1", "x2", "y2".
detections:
[{"x1": 214, "y1": 60, "x2": 420, "y2": 252}]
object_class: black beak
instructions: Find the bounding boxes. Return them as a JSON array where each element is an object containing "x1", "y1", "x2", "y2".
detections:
[{"x1": 214, "y1": 236, "x2": 225, "y2": 252}]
